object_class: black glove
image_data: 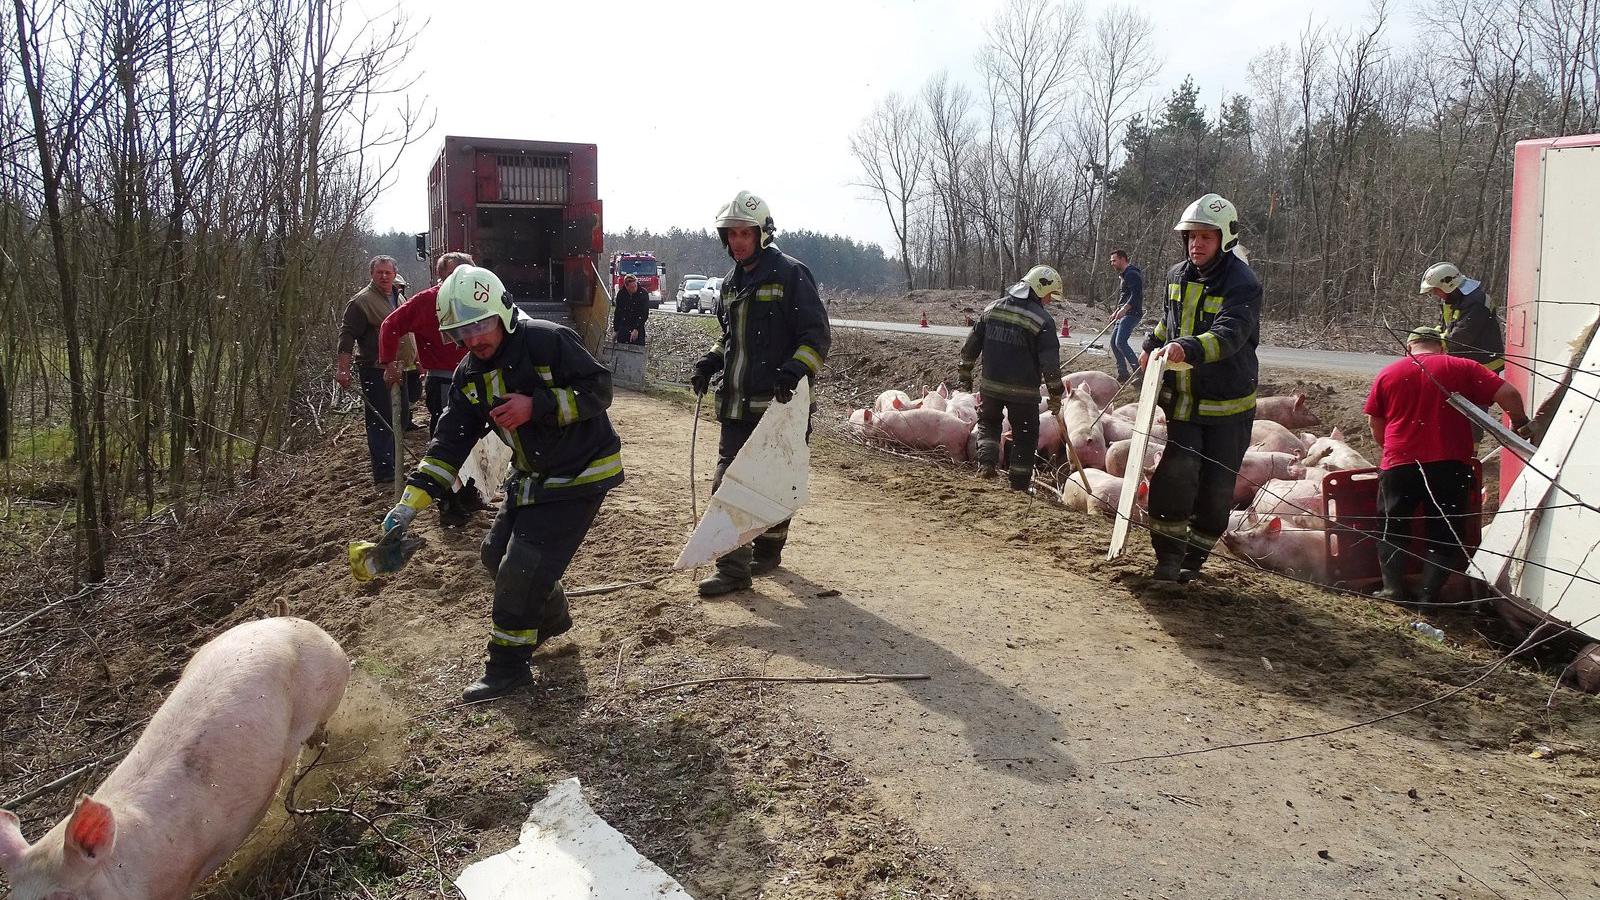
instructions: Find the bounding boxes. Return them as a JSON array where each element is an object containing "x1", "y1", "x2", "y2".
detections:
[
  {"x1": 691, "y1": 361, "x2": 715, "y2": 397},
  {"x1": 774, "y1": 366, "x2": 803, "y2": 404},
  {"x1": 957, "y1": 376, "x2": 973, "y2": 393}
]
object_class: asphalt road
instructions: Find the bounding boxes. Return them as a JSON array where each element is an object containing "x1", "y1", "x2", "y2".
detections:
[{"x1": 654, "y1": 306, "x2": 1392, "y2": 376}]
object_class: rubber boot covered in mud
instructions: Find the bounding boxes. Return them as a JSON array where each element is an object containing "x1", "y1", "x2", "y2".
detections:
[
  {"x1": 1374, "y1": 542, "x2": 1414, "y2": 604},
  {"x1": 699, "y1": 544, "x2": 753, "y2": 596},
  {"x1": 750, "y1": 521, "x2": 789, "y2": 577}
]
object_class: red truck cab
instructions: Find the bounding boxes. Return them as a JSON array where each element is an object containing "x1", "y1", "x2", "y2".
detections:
[{"x1": 417, "y1": 135, "x2": 608, "y2": 352}]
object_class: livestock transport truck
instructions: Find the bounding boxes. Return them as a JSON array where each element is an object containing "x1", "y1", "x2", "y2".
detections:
[{"x1": 415, "y1": 135, "x2": 609, "y2": 355}]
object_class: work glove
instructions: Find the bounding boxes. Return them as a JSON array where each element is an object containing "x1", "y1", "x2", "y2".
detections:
[
  {"x1": 383, "y1": 484, "x2": 432, "y2": 538},
  {"x1": 691, "y1": 354, "x2": 720, "y2": 397},
  {"x1": 1512, "y1": 416, "x2": 1534, "y2": 441},
  {"x1": 1047, "y1": 396, "x2": 1062, "y2": 419},
  {"x1": 957, "y1": 375, "x2": 973, "y2": 393},
  {"x1": 773, "y1": 365, "x2": 804, "y2": 404}
]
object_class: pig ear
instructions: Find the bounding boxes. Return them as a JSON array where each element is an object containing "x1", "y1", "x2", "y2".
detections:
[
  {"x1": 65, "y1": 796, "x2": 115, "y2": 862},
  {"x1": 1295, "y1": 393, "x2": 1306, "y2": 409},
  {"x1": 0, "y1": 808, "x2": 29, "y2": 868},
  {"x1": 1330, "y1": 426, "x2": 1344, "y2": 440},
  {"x1": 938, "y1": 382, "x2": 950, "y2": 398},
  {"x1": 1267, "y1": 516, "x2": 1283, "y2": 534},
  {"x1": 862, "y1": 408, "x2": 873, "y2": 423}
]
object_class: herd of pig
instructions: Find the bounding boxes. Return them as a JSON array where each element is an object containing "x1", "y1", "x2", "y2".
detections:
[{"x1": 848, "y1": 375, "x2": 1374, "y2": 583}]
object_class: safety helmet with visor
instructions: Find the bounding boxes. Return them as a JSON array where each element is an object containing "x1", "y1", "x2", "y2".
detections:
[
  {"x1": 1173, "y1": 193, "x2": 1241, "y2": 254},
  {"x1": 1007, "y1": 265, "x2": 1064, "y2": 302},
  {"x1": 436, "y1": 265, "x2": 515, "y2": 347},
  {"x1": 715, "y1": 190, "x2": 776, "y2": 263},
  {"x1": 1418, "y1": 262, "x2": 1463, "y2": 295}
]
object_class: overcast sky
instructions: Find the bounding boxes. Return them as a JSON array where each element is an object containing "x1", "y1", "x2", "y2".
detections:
[{"x1": 361, "y1": 0, "x2": 1406, "y2": 250}]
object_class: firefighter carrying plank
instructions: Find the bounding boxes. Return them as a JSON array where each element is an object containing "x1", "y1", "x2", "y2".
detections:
[
  {"x1": 1139, "y1": 193, "x2": 1262, "y2": 583},
  {"x1": 958, "y1": 265, "x2": 1065, "y2": 491},
  {"x1": 380, "y1": 265, "x2": 623, "y2": 701}
]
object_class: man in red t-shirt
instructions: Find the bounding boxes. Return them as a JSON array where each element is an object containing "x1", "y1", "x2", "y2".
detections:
[
  {"x1": 381, "y1": 252, "x2": 473, "y2": 434},
  {"x1": 1363, "y1": 326, "x2": 1528, "y2": 604}
]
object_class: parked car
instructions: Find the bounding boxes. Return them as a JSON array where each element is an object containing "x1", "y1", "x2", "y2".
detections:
[
  {"x1": 696, "y1": 276, "x2": 722, "y2": 313},
  {"x1": 675, "y1": 275, "x2": 707, "y2": 312}
]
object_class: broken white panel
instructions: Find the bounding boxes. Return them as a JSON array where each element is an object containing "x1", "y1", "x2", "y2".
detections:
[
  {"x1": 675, "y1": 377, "x2": 811, "y2": 569},
  {"x1": 1473, "y1": 316, "x2": 1600, "y2": 640},
  {"x1": 1107, "y1": 355, "x2": 1166, "y2": 559},
  {"x1": 455, "y1": 778, "x2": 691, "y2": 900}
]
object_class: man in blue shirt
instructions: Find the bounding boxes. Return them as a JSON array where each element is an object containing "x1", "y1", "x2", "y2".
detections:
[{"x1": 1109, "y1": 249, "x2": 1142, "y2": 380}]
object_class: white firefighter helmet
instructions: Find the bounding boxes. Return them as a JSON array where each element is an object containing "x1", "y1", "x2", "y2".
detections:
[
  {"x1": 1419, "y1": 262, "x2": 1463, "y2": 295},
  {"x1": 1007, "y1": 264, "x2": 1064, "y2": 302},
  {"x1": 1174, "y1": 193, "x2": 1242, "y2": 253},
  {"x1": 436, "y1": 265, "x2": 515, "y2": 343},
  {"x1": 715, "y1": 190, "x2": 776, "y2": 252}
]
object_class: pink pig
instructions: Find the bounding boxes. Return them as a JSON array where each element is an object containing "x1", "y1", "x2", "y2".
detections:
[
  {"x1": 1249, "y1": 477, "x2": 1326, "y2": 528},
  {"x1": 1105, "y1": 437, "x2": 1164, "y2": 478},
  {"x1": 1038, "y1": 411, "x2": 1065, "y2": 456},
  {"x1": 920, "y1": 383, "x2": 950, "y2": 413},
  {"x1": 1060, "y1": 468, "x2": 1146, "y2": 521},
  {"x1": 1254, "y1": 393, "x2": 1322, "y2": 429},
  {"x1": 862, "y1": 407, "x2": 972, "y2": 462},
  {"x1": 945, "y1": 390, "x2": 979, "y2": 426},
  {"x1": 1250, "y1": 419, "x2": 1305, "y2": 456},
  {"x1": 1064, "y1": 371, "x2": 1120, "y2": 408},
  {"x1": 1301, "y1": 427, "x2": 1373, "y2": 471},
  {"x1": 1114, "y1": 402, "x2": 1165, "y2": 426},
  {"x1": 1102, "y1": 415, "x2": 1134, "y2": 444},
  {"x1": 874, "y1": 389, "x2": 914, "y2": 413},
  {"x1": 1222, "y1": 515, "x2": 1328, "y2": 582},
  {"x1": 1063, "y1": 385, "x2": 1109, "y2": 470},
  {"x1": 1232, "y1": 450, "x2": 1306, "y2": 504},
  {"x1": 0, "y1": 617, "x2": 349, "y2": 900}
]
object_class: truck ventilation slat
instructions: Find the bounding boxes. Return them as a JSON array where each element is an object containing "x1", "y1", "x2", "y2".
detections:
[{"x1": 495, "y1": 153, "x2": 568, "y2": 204}]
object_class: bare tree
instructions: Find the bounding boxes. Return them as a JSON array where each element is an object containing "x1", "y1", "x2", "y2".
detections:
[
  {"x1": 851, "y1": 92, "x2": 928, "y2": 292},
  {"x1": 1082, "y1": 4, "x2": 1158, "y2": 303}
]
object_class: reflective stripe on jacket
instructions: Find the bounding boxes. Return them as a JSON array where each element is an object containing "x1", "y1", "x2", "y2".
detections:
[
  {"x1": 407, "y1": 319, "x2": 622, "y2": 506},
  {"x1": 1142, "y1": 251, "x2": 1261, "y2": 422},
  {"x1": 959, "y1": 295, "x2": 1064, "y2": 402},
  {"x1": 705, "y1": 246, "x2": 832, "y2": 422}
]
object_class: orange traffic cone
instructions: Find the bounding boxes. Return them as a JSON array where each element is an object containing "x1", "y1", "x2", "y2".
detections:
[
  {"x1": 920, "y1": 310, "x2": 929, "y2": 328},
  {"x1": 1060, "y1": 316, "x2": 1071, "y2": 338}
]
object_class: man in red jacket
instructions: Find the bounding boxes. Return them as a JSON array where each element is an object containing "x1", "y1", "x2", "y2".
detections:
[
  {"x1": 1363, "y1": 325, "x2": 1528, "y2": 605},
  {"x1": 381, "y1": 252, "x2": 473, "y2": 433}
]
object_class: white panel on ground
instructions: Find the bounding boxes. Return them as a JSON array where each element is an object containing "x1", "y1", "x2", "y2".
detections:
[
  {"x1": 455, "y1": 778, "x2": 692, "y2": 900},
  {"x1": 1107, "y1": 356, "x2": 1166, "y2": 559},
  {"x1": 675, "y1": 377, "x2": 812, "y2": 570}
]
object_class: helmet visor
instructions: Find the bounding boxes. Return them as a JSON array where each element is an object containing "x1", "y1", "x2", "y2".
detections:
[{"x1": 442, "y1": 317, "x2": 499, "y2": 347}]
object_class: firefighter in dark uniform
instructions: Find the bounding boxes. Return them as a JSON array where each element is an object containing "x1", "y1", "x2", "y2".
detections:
[
  {"x1": 1140, "y1": 193, "x2": 1262, "y2": 582},
  {"x1": 381, "y1": 265, "x2": 623, "y2": 701},
  {"x1": 957, "y1": 265, "x2": 1065, "y2": 490},
  {"x1": 1418, "y1": 262, "x2": 1505, "y2": 373},
  {"x1": 690, "y1": 191, "x2": 831, "y2": 597}
]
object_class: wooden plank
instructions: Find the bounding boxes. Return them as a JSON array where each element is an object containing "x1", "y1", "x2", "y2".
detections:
[{"x1": 1108, "y1": 355, "x2": 1166, "y2": 559}]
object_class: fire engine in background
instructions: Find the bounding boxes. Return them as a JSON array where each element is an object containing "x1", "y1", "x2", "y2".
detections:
[
  {"x1": 414, "y1": 135, "x2": 609, "y2": 354},
  {"x1": 610, "y1": 251, "x2": 666, "y2": 306}
]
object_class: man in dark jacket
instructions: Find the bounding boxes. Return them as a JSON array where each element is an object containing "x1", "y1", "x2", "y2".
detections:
[
  {"x1": 1419, "y1": 262, "x2": 1505, "y2": 372},
  {"x1": 690, "y1": 191, "x2": 831, "y2": 597},
  {"x1": 958, "y1": 264, "x2": 1065, "y2": 490},
  {"x1": 1108, "y1": 249, "x2": 1143, "y2": 380},
  {"x1": 1140, "y1": 193, "x2": 1262, "y2": 583},
  {"x1": 613, "y1": 274, "x2": 651, "y2": 345},
  {"x1": 381, "y1": 265, "x2": 623, "y2": 701},
  {"x1": 335, "y1": 255, "x2": 420, "y2": 482}
]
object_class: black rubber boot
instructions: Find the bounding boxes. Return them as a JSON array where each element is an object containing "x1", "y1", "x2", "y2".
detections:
[
  {"x1": 976, "y1": 463, "x2": 997, "y2": 478},
  {"x1": 750, "y1": 540, "x2": 783, "y2": 577},
  {"x1": 1374, "y1": 545, "x2": 1414, "y2": 604},
  {"x1": 462, "y1": 663, "x2": 534, "y2": 702},
  {"x1": 1416, "y1": 561, "x2": 1452, "y2": 605},
  {"x1": 533, "y1": 582, "x2": 571, "y2": 651},
  {"x1": 1178, "y1": 547, "x2": 1210, "y2": 583},
  {"x1": 1152, "y1": 554, "x2": 1184, "y2": 582},
  {"x1": 698, "y1": 545, "x2": 753, "y2": 596}
]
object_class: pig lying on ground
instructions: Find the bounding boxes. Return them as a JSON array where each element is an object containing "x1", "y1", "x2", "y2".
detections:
[
  {"x1": 1038, "y1": 411, "x2": 1065, "y2": 456},
  {"x1": 1114, "y1": 402, "x2": 1166, "y2": 426},
  {"x1": 1222, "y1": 515, "x2": 1328, "y2": 582},
  {"x1": 861, "y1": 407, "x2": 973, "y2": 462},
  {"x1": 1065, "y1": 370, "x2": 1120, "y2": 408},
  {"x1": 1255, "y1": 393, "x2": 1322, "y2": 429},
  {"x1": 1102, "y1": 414, "x2": 1133, "y2": 444},
  {"x1": 1105, "y1": 437, "x2": 1165, "y2": 478},
  {"x1": 0, "y1": 617, "x2": 349, "y2": 900},
  {"x1": 1232, "y1": 450, "x2": 1306, "y2": 504},
  {"x1": 1250, "y1": 477, "x2": 1325, "y2": 528},
  {"x1": 1250, "y1": 419, "x2": 1305, "y2": 456},
  {"x1": 874, "y1": 389, "x2": 914, "y2": 413},
  {"x1": 1301, "y1": 427, "x2": 1373, "y2": 471},
  {"x1": 1060, "y1": 468, "x2": 1146, "y2": 522},
  {"x1": 945, "y1": 390, "x2": 979, "y2": 426}
]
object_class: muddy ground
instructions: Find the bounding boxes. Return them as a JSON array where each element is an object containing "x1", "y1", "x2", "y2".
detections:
[{"x1": 2, "y1": 325, "x2": 1594, "y2": 899}]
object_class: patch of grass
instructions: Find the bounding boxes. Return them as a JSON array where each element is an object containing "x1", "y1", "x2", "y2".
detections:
[{"x1": 355, "y1": 655, "x2": 402, "y2": 678}]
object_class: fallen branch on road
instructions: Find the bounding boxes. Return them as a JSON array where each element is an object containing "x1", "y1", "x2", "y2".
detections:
[{"x1": 642, "y1": 672, "x2": 929, "y2": 695}]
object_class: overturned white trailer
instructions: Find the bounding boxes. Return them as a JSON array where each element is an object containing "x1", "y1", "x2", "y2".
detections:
[{"x1": 1472, "y1": 135, "x2": 1600, "y2": 665}]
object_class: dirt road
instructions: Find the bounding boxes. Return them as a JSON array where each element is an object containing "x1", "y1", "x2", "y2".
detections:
[{"x1": 9, "y1": 388, "x2": 1597, "y2": 899}]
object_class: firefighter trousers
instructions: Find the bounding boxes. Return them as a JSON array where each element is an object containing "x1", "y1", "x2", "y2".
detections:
[
  {"x1": 976, "y1": 395, "x2": 1040, "y2": 490},
  {"x1": 478, "y1": 490, "x2": 608, "y2": 673},
  {"x1": 1147, "y1": 416, "x2": 1253, "y2": 568},
  {"x1": 712, "y1": 416, "x2": 810, "y2": 573}
]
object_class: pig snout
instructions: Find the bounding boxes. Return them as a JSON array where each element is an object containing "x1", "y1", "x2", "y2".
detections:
[
  {"x1": 1222, "y1": 516, "x2": 1328, "y2": 582},
  {"x1": 0, "y1": 618, "x2": 349, "y2": 900}
]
